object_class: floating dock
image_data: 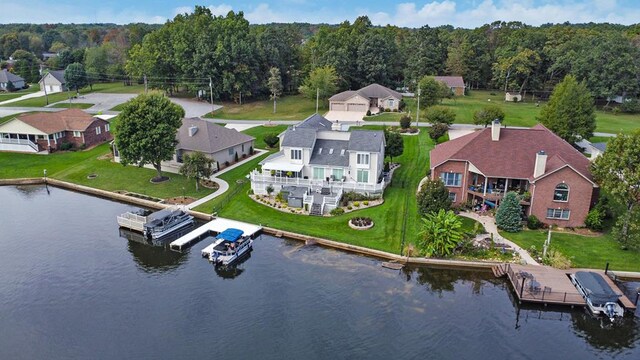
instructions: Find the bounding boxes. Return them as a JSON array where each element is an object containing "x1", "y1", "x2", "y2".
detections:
[
  {"x1": 169, "y1": 217, "x2": 262, "y2": 251},
  {"x1": 494, "y1": 263, "x2": 637, "y2": 312}
]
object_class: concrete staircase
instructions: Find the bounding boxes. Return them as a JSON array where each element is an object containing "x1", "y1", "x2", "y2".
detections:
[{"x1": 309, "y1": 203, "x2": 322, "y2": 216}]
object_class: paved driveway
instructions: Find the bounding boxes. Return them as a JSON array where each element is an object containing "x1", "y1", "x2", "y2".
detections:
[
  {"x1": 168, "y1": 98, "x2": 222, "y2": 118},
  {"x1": 0, "y1": 91, "x2": 46, "y2": 106},
  {"x1": 46, "y1": 93, "x2": 137, "y2": 113},
  {"x1": 324, "y1": 110, "x2": 366, "y2": 121}
]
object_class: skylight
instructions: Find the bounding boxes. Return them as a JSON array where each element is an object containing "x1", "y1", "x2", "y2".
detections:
[{"x1": 329, "y1": 148, "x2": 334, "y2": 154}]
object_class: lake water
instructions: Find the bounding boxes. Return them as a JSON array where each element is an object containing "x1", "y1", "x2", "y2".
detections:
[{"x1": 0, "y1": 185, "x2": 639, "y2": 359}]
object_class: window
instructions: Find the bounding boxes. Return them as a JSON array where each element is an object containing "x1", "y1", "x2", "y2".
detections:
[
  {"x1": 389, "y1": 99, "x2": 395, "y2": 108},
  {"x1": 96, "y1": 127, "x2": 101, "y2": 135},
  {"x1": 291, "y1": 149, "x2": 302, "y2": 160},
  {"x1": 357, "y1": 153, "x2": 370, "y2": 165},
  {"x1": 105, "y1": 124, "x2": 110, "y2": 132},
  {"x1": 332, "y1": 168, "x2": 344, "y2": 180},
  {"x1": 313, "y1": 167, "x2": 325, "y2": 180},
  {"x1": 440, "y1": 172, "x2": 462, "y2": 187},
  {"x1": 448, "y1": 192, "x2": 457, "y2": 202},
  {"x1": 228, "y1": 148, "x2": 234, "y2": 156},
  {"x1": 553, "y1": 183, "x2": 569, "y2": 202},
  {"x1": 357, "y1": 169, "x2": 369, "y2": 183},
  {"x1": 241, "y1": 144, "x2": 244, "y2": 152},
  {"x1": 73, "y1": 131, "x2": 81, "y2": 138},
  {"x1": 546, "y1": 208, "x2": 570, "y2": 220}
]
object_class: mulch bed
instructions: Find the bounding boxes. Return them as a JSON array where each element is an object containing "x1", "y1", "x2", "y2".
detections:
[
  {"x1": 200, "y1": 179, "x2": 220, "y2": 190},
  {"x1": 164, "y1": 196, "x2": 197, "y2": 205}
]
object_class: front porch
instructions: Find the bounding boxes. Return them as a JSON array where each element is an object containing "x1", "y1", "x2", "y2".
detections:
[{"x1": 466, "y1": 173, "x2": 531, "y2": 208}]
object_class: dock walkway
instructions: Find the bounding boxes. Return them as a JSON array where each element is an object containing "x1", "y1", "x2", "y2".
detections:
[{"x1": 170, "y1": 217, "x2": 262, "y2": 251}]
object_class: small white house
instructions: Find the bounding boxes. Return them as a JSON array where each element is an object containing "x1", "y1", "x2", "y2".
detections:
[{"x1": 38, "y1": 70, "x2": 66, "y2": 93}]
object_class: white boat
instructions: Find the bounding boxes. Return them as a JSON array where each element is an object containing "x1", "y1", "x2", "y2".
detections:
[
  {"x1": 570, "y1": 271, "x2": 624, "y2": 322},
  {"x1": 204, "y1": 228, "x2": 253, "y2": 266},
  {"x1": 117, "y1": 206, "x2": 194, "y2": 240}
]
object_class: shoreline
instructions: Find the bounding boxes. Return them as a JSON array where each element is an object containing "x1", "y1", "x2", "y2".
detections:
[{"x1": 2, "y1": 178, "x2": 640, "y2": 279}]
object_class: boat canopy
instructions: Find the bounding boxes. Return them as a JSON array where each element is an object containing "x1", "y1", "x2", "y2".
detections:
[
  {"x1": 574, "y1": 271, "x2": 621, "y2": 304},
  {"x1": 216, "y1": 228, "x2": 244, "y2": 242}
]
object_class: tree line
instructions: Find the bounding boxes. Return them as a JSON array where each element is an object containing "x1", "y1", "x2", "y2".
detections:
[{"x1": 2, "y1": 9, "x2": 640, "y2": 105}]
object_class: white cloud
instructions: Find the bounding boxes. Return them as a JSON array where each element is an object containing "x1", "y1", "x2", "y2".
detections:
[
  {"x1": 208, "y1": 4, "x2": 234, "y2": 16},
  {"x1": 245, "y1": 3, "x2": 287, "y2": 24}
]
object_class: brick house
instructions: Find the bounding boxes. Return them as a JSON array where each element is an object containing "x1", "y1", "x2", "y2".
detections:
[
  {"x1": 0, "y1": 109, "x2": 112, "y2": 153},
  {"x1": 429, "y1": 121, "x2": 598, "y2": 227}
]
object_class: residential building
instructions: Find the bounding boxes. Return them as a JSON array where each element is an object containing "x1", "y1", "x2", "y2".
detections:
[
  {"x1": 434, "y1": 76, "x2": 465, "y2": 96},
  {"x1": 0, "y1": 109, "x2": 112, "y2": 153},
  {"x1": 329, "y1": 83, "x2": 402, "y2": 113},
  {"x1": 39, "y1": 70, "x2": 66, "y2": 93},
  {"x1": 174, "y1": 117, "x2": 255, "y2": 170},
  {"x1": 429, "y1": 121, "x2": 597, "y2": 227},
  {"x1": 0, "y1": 69, "x2": 25, "y2": 91},
  {"x1": 250, "y1": 114, "x2": 387, "y2": 215}
]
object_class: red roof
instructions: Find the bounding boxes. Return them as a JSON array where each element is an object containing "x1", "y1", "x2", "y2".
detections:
[
  {"x1": 430, "y1": 124, "x2": 594, "y2": 182},
  {"x1": 16, "y1": 109, "x2": 97, "y2": 134}
]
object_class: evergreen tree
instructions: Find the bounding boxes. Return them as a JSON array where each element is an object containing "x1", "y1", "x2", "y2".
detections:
[
  {"x1": 496, "y1": 191, "x2": 523, "y2": 232},
  {"x1": 384, "y1": 130, "x2": 403, "y2": 162},
  {"x1": 267, "y1": 67, "x2": 283, "y2": 113},
  {"x1": 537, "y1": 75, "x2": 596, "y2": 144}
]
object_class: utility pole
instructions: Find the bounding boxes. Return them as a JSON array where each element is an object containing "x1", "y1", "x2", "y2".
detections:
[
  {"x1": 144, "y1": 74, "x2": 148, "y2": 94},
  {"x1": 416, "y1": 86, "x2": 421, "y2": 127},
  {"x1": 315, "y1": 87, "x2": 319, "y2": 113},
  {"x1": 42, "y1": 75, "x2": 49, "y2": 105},
  {"x1": 209, "y1": 77, "x2": 214, "y2": 115}
]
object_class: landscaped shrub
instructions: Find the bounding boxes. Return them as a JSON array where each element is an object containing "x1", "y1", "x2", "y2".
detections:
[
  {"x1": 384, "y1": 108, "x2": 390, "y2": 112},
  {"x1": 249, "y1": 146, "x2": 254, "y2": 154},
  {"x1": 363, "y1": 201, "x2": 369, "y2": 206},
  {"x1": 399, "y1": 114, "x2": 412, "y2": 129},
  {"x1": 543, "y1": 249, "x2": 572, "y2": 269},
  {"x1": 428, "y1": 123, "x2": 449, "y2": 141},
  {"x1": 384, "y1": 162, "x2": 390, "y2": 172},
  {"x1": 417, "y1": 178, "x2": 451, "y2": 216},
  {"x1": 527, "y1": 215, "x2": 542, "y2": 230},
  {"x1": 275, "y1": 192, "x2": 284, "y2": 202},
  {"x1": 366, "y1": 110, "x2": 371, "y2": 116},
  {"x1": 60, "y1": 142, "x2": 74, "y2": 151},
  {"x1": 242, "y1": 153, "x2": 247, "y2": 159},
  {"x1": 266, "y1": 185, "x2": 274, "y2": 196},
  {"x1": 341, "y1": 191, "x2": 377, "y2": 206},
  {"x1": 263, "y1": 133, "x2": 279, "y2": 148},
  {"x1": 350, "y1": 217, "x2": 373, "y2": 227},
  {"x1": 585, "y1": 208, "x2": 605, "y2": 231},
  {"x1": 495, "y1": 192, "x2": 523, "y2": 232},
  {"x1": 612, "y1": 107, "x2": 621, "y2": 115},
  {"x1": 347, "y1": 206, "x2": 353, "y2": 210},
  {"x1": 234, "y1": 152, "x2": 239, "y2": 162},
  {"x1": 399, "y1": 99, "x2": 407, "y2": 111},
  {"x1": 621, "y1": 98, "x2": 640, "y2": 113},
  {"x1": 224, "y1": 161, "x2": 230, "y2": 166},
  {"x1": 353, "y1": 201, "x2": 360, "y2": 207},
  {"x1": 330, "y1": 208, "x2": 345, "y2": 216}
]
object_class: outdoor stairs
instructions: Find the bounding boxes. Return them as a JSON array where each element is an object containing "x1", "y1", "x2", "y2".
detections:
[
  {"x1": 492, "y1": 263, "x2": 509, "y2": 278},
  {"x1": 309, "y1": 203, "x2": 322, "y2": 216}
]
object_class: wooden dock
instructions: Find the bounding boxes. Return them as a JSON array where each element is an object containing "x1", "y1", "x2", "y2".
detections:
[
  {"x1": 493, "y1": 264, "x2": 637, "y2": 312},
  {"x1": 170, "y1": 217, "x2": 262, "y2": 251}
]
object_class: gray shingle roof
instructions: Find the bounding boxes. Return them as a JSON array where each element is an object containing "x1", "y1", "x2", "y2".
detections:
[
  {"x1": 176, "y1": 117, "x2": 254, "y2": 154},
  {"x1": 43, "y1": 70, "x2": 66, "y2": 84},
  {"x1": 0, "y1": 69, "x2": 24, "y2": 83},
  {"x1": 296, "y1": 113, "x2": 333, "y2": 130},
  {"x1": 309, "y1": 139, "x2": 350, "y2": 167},
  {"x1": 347, "y1": 130, "x2": 385, "y2": 152},
  {"x1": 329, "y1": 90, "x2": 357, "y2": 102},
  {"x1": 592, "y1": 142, "x2": 607, "y2": 152},
  {"x1": 259, "y1": 150, "x2": 284, "y2": 165},
  {"x1": 281, "y1": 127, "x2": 317, "y2": 148},
  {"x1": 328, "y1": 84, "x2": 402, "y2": 102}
]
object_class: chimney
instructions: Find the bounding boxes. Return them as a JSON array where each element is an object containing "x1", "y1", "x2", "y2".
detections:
[
  {"x1": 491, "y1": 119, "x2": 501, "y2": 141},
  {"x1": 332, "y1": 120, "x2": 341, "y2": 131},
  {"x1": 188, "y1": 125, "x2": 198, "y2": 137},
  {"x1": 534, "y1": 150, "x2": 547, "y2": 178}
]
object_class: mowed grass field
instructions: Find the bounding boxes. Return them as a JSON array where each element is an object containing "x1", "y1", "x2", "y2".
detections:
[
  {"x1": 205, "y1": 94, "x2": 326, "y2": 121},
  {"x1": 1, "y1": 82, "x2": 144, "y2": 108},
  {"x1": 365, "y1": 90, "x2": 639, "y2": 134}
]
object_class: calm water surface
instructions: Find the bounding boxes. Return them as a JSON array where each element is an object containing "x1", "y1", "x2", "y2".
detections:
[{"x1": 0, "y1": 185, "x2": 639, "y2": 359}]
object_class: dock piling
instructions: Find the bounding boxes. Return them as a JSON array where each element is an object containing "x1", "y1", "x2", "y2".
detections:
[{"x1": 605, "y1": 262, "x2": 609, "y2": 275}]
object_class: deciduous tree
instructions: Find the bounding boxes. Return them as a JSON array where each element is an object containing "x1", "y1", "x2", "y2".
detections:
[
  {"x1": 298, "y1": 66, "x2": 338, "y2": 106},
  {"x1": 179, "y1": 151, "x2": 214, "y2": 191},
  {"x1": 425, "y1": 106, "x2": 456, "y2": 125},
  {"x1": 115, "y1": 93, "x2": 185, "y2": 181},
  {"x1": 384, "y1": 130, "x2": 403, "y2": 162},
  {"x1": 417, "y1": 178, "x2": 452, "y2": 216},
  {"x1": 418, "y1": 76, "x2": 450, "y2": 107},
  {"x1": 473, "y1": 105, "x2": 505, "y2": 127},
  {"x1": 267, "y1": 67, "x2": 283, "y2": 113},
  {"x1": 64, "y1": 63, "x2": 88, "y2": 96}
]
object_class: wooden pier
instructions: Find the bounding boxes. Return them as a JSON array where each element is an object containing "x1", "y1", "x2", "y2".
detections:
[{"x1": 493, "y1": 263, "x2": 637, "y2": 312}]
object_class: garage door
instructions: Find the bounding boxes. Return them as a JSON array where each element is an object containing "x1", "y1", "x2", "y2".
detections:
[
  {"x1": 347, "y1": 103, "x2": 367, "y2": 112},
  {"x1": 331, "y1": 102, "x2": 345, "y2": 111}
]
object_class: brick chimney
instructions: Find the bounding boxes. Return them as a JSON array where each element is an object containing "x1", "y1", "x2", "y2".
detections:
[
  {"x1": 534, "y1": 150, "x2": 547, "y2": 178},
  {"x1": 491, "y1": 119, "x2": 501, "y2": 141}
]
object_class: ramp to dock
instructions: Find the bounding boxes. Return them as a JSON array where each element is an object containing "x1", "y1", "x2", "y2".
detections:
[{"x1": 170, "y1": 217, "x2": 262, "y2": 251}]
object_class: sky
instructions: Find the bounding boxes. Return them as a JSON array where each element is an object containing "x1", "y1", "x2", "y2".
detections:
[{"x1": 1, "y1": 0, "x2": 638, "y2": 28}]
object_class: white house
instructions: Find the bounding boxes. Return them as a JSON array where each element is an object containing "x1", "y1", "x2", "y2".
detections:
[
  {"x1": 250, "y1": 114, "x2": 387, "y2": 215},
  {"x1": 38, "y1": 70, "x2": 66, "y2": 93}
]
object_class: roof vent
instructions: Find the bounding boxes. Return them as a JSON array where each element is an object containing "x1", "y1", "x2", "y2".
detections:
[{"x1": 188, "y1": 126, "x2": 198, "y2": 137}]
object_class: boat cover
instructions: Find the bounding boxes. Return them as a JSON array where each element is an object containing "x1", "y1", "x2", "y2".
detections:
[
  {"x1": 574, "y1": 271, "x2": 621, "y2": 304},
  {"x1": 217, "y1": 228, "x2": 244, "y2": 242}
]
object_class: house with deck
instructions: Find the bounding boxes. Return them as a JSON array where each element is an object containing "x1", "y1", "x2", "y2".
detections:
[
  {"x1": 0, "y1": 109, "x2": 112, "y2": 153},
  {"x1": 429, "y1": 121, "x2": 597, "y2": 227},
  {"x1": 250, "y1": 114, "x2": 387, "y2": 215}
]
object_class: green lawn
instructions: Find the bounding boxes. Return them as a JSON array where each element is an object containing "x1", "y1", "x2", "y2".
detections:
[
  {"x1": 1, "y1": 82, "x2": 143, "y2": 108},
  {"x1": 242, "y1": 125, "x2": 288, "y2": 149},
  {"x1": 0, "y1": 143, "x2": 212, "y2": 199},
  {"x1": 109, "y1": 103, "x2": 126, "y2": 112},
  {"x1": 194, "y1": 127, "x2": 475, "y2": 254},
  {"x1": 50, "y1": 103, "x2": 94, "y2": 109},
  {"x1": 205, "y1": 94, "x2": 325, "y2": 121},
  {"x1": 501, "y1": 230, "x2": 640, "y2": 272},
  {"x1": 0, "y1": 84, "x2": 41, "y2": 101}
]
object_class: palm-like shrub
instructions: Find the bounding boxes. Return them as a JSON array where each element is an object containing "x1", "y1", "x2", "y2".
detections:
[{"x1": 418, "y1": 209, "x2": 463, "y2": 257}]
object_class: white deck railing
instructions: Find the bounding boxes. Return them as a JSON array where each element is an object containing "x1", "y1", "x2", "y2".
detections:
[
  {"x1": 250, "y1": 170, "x2": 385, "y2": 194},
  {"x1": 0, "y1": 137, "x2": 38, "y2": 151}
]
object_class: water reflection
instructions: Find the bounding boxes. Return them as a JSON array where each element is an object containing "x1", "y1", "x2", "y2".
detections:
[
  {"x1": 120, "y1": 228, "x2": 187, "y2": 273},
  {"x1": 13, "y1": 184, "x2": 47, "y2": 198},
  {"x1": 571, "y1": 311, "x2": 638, "y2": 351},
  {"x1": 213, "y1": 252, "x2": 252, "y2": 279},
  {"x1": 407, "y1": 266, "x2": 498, "y2": 295}
]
